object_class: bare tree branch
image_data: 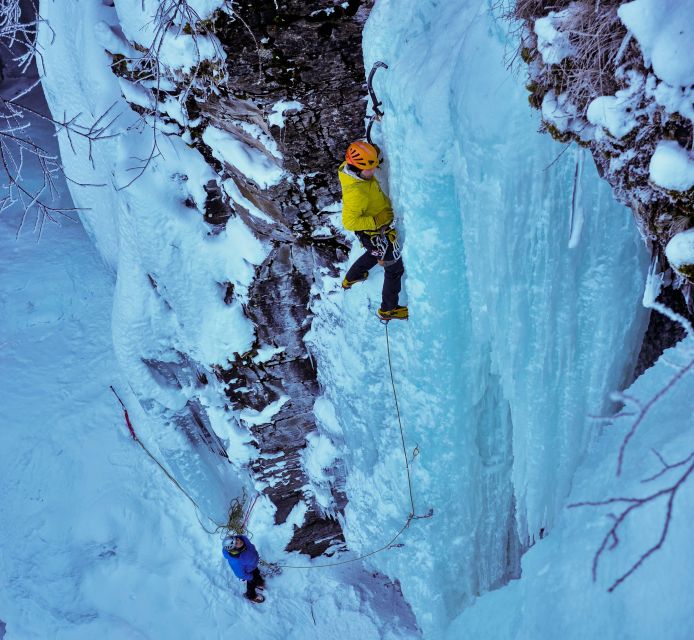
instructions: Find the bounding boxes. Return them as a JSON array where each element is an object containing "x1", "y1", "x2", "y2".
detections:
[
  {"x1": 569, "y1": 452, "x2": 694, "y2": 592},
  {"x1": 571, "y1": 297, "x2": 694, "y2": 592},
  {"x1": 0, "y1": 0, "x2": 119, "y2": 232},
  {"x1": 110, "y1": 1, "x2": 231, "y2": 188}
]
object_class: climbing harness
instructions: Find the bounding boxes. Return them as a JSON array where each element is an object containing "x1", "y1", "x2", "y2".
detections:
[
  {"x1": 366, "y1": 61, "x2": 388, "y2": 145},
  {"x1": 370, "y1": 227, "x2": 402, "y2": 265}
]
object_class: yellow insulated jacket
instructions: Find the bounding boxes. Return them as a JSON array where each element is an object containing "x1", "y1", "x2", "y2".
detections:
[{"x1": 338, "y1": 162, "x2": 394, "y2": 232}]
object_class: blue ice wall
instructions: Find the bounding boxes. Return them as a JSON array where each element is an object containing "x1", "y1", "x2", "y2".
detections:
[{"x1": 312, "y1": 0, "x2": 650, "y2": 635}]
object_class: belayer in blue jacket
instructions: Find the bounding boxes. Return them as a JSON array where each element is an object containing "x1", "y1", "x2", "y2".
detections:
[{"x1": 223, "y1": 534, "x2": 265, "y2": 603}]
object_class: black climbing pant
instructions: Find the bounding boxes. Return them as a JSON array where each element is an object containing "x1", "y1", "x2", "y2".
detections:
[
  {"x1": 345, "y1": 230, "x2": 404, "y2": 311},
  {"x1": 245, "y1": 568, "x2": 265, "y2": 600}
]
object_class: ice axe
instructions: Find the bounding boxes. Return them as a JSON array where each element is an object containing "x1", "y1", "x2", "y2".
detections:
[{"x1": 366, "y1": 61, "x2": 388, "y2": 144}]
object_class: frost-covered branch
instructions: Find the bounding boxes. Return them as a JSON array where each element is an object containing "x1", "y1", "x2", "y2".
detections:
[
  {"x1": 0, "y1": 1, "x2": 118, "y2": 232},
  {"x1": 613, "y1": 304, "x2": 693, "y2": 476},
  {"x1": 569, "y1": 450, "x2": 694, "y2": 592},
  {"x1": 0, "y1": 128, "x2": 86, "y2": 235},
  {"x1": 0, "y1": 0, "x2": 43, "y2": 73},
  {"x1": 108, "y1": 0, "x2": 230, "y2": 188},
  {"x1": 0, "y1": 94, "x2": 117, "y2": 234}
]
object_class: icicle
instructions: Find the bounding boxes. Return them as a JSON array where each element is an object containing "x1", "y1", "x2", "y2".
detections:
[
  {"x1": 568, "y1": 147, "x2": 585, "y2": 249},
  {"x1": 614, "y1": 31, "x2": 633, "y2": 66},
  {"x1": 642, "y1": 250, "x2": 664, "y2": 308}
]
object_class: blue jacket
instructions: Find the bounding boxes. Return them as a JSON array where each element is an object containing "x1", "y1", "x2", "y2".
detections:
[{"x1": 223, "y1": 535, "x2": 259, "y2": 581}]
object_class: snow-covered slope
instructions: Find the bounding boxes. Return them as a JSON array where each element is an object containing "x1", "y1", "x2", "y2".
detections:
[
  {"x1": 0, "y1": 84, "x2": 417, "y2": 640},
  {"x1": 8, "y1": 0, "x2": 691, "y2": 638}
]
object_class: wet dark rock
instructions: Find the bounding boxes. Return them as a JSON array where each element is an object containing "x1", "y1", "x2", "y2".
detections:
[{"x1": 633, "y1": 280, "x2": 688, "y2": 380}]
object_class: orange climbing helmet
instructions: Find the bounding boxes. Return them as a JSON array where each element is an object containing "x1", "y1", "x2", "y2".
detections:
[{"x1": 345, "y1": 140, "x2": 380, "y2": 169}]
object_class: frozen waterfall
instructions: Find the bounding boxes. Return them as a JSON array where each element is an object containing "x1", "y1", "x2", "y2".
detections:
[{"x1": 311, "y1": 1, "x2": 649, "y2": 634}]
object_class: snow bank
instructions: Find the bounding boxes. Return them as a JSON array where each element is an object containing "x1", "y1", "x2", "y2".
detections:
[
  {"x1": 542, "y1": 89, "x2": 593, "y2": 139},
  {"x1": 619, "y1": 0, "x2": 694, "y2": 87},
  {"x1": 649, "y1": 140, "x2": 694, "y2": 191},
  {"x1": 163, "y1": 34, "x2": 222, "y2": 73},
  {"x1": 302, "y1": 432, "x2": 341, "y2": 510},
  {"x1": 239, "y1": 396, "x2": 289, "y2": 427},
  {"x1": 113, "y1": 0, "x2": 227, "y2": 71},
  {"x1": 587, "y1": 94, "x2": 638, "y2": 140},
  {"x1": 203, "y1": 125, "x2": 285, "y2": 188},
  {"x1": 268, "y1": 100, "x2": 304, "y2": 129}
]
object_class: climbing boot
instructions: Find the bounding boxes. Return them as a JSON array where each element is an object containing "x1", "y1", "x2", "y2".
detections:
[
  {"x1": 246, "y1": 594, "x2": 265, "y2": 604},
  {"x1": 377, "y1": 306, "x2": 409, "y2": 321},
  {"x1": 342, "y1": 271, "x2": 369, "y2": 290}
]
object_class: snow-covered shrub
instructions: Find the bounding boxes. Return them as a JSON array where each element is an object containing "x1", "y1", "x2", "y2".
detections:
[{"x1": 98, "y1": 0, "x2": 232, "y2": 134}]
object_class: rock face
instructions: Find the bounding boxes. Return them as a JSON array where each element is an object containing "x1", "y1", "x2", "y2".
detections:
[
  {"x1": 178, "y1": 0, "x2": 374, "y2": 555},
  {"x1": 83, "y1": 0, "x2": 374, "y2": 555},
  {"x1": 513, "y1": 0, "x2": 693, "y2": 368}
]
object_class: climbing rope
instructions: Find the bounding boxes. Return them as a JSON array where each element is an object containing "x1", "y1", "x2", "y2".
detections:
[
  {"x1": 240, "y1": 493, "x2": 259, "y2": 532},
  {"x1": 109, "y1": 386, "x2": 224, "y2": 535},
  {"x1": 270, "y1": 322, "x2": 432, "y2": 571},
  {"x1": 385, "y1": 321, "x2": 416, "y2": 518},
  {"x1": 110, "y1": 319, "x2": 432, "y2": 571}
]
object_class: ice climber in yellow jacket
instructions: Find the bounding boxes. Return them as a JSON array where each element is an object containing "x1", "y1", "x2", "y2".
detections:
[{"x1": 338, "y1": 141, "x2": 408, "y2": 321}]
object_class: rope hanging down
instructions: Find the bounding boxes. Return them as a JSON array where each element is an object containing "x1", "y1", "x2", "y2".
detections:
[
  {"x1": 272, "y1": 323, "x2": 433, "y2": 571},
  {"x1": 385, "y1": 321, "x2": 416, "y2": 513},
  {"x1": 109, "y1": 386, "x2": 223, "y2": 535},
  {"x1": 110, "y1": 322, "x2": 432, "y2": 571}
]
